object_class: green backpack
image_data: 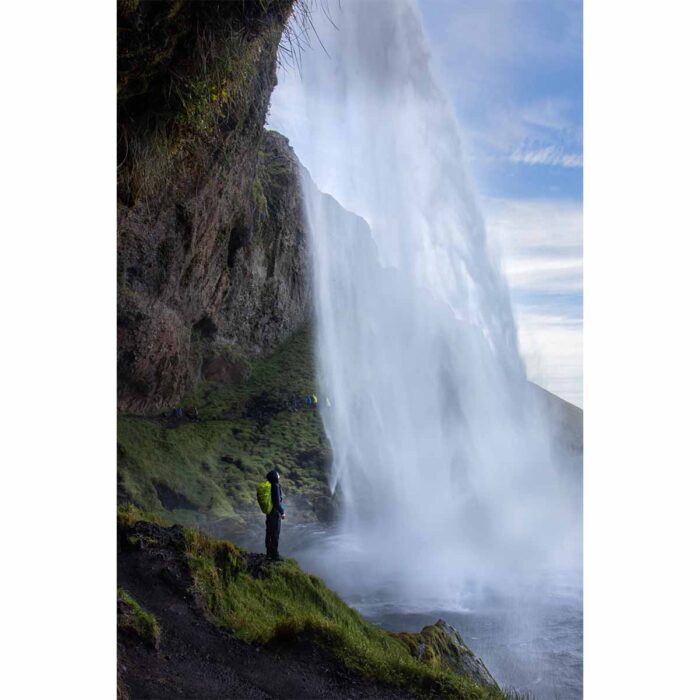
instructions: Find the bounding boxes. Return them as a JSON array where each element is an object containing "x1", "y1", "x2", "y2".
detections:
[{"x1": 256, "y1": 480, "x2": 272, "y2": 514}]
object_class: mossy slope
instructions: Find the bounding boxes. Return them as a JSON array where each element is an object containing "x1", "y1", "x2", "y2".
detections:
[
  {"x1": 118, "y1": 327, "x2": 332, "y2": 525},
  {"x1": 120, "y1": 511, "x2": 504, "y2": 699}
]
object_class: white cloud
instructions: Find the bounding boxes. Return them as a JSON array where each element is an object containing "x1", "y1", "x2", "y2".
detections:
[
  {"x1": 516, "y1": 310, "x2": 583, "y2": 407},
  {"x1": 482, "y1": 198, "x2": 583, "y2": 406},
  {"x1": 510, "y1": 144, "x2": 583, "y2": 168},
  {"x1": 504, "y1": 256, "x2": 582, "y2": 293},
  {"x1": 484, "y1": 197, "x2": 582, "y2": 257}
]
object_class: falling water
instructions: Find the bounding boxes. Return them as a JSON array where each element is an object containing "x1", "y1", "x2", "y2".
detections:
[{"x1": 269, "y1": 0, "x2": 580, "y2": 609}]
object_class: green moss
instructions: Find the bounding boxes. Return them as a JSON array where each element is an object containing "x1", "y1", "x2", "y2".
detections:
[
  {"x1": 118, "y1": 587, "x2": 161, "y2": 648},
  {"x1": 393, "y1": 624, "x2": 470, "y2": 672},
  {"x1": 118, "y1": 415, "x2": 238, "y2": 517},
  {"x1": 252, "y1": 174, "x2": 269, "y2": 223},
  {"x1": 179, "y1": 526, "x2": 503, "y2": 699},
  {"x1": 117, "y1": 503, "x2": 171, "y2": 529},
  {"x1": 117, "y1": 327, "x2": 331, "y2": 524}
]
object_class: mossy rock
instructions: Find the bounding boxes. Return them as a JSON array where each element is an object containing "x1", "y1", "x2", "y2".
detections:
[{"x1": 392, "y1": 620, "x2": 499, "y2": 690}]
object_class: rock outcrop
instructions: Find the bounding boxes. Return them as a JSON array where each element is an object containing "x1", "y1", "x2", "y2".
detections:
[
  {"x1": 393, "y1": 619, "x2": 500, "y2": 690},
  {"x1": 117, "y1": 0, "x2": 310, "y2": 414}
]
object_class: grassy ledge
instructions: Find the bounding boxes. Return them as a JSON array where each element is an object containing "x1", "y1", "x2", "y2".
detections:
[{"x1": 120, "y1": 511, "x2": 505, "y2": 699}]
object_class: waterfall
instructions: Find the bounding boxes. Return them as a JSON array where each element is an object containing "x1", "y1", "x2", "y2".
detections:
[{"x1": 269, "y1": 0, "x2": 579, "y2": 606}]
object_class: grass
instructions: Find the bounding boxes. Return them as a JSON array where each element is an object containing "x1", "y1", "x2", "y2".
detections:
[
  {"x1": 182, "y1": 527, "x2": 504, "y2": 698},
  {"x1": 118, "y1": 511, "x2": 505, "y2": 699},
  {"x1": 117, "y1": 327, "x2": 333, "y2": 525},
  {"x1": 117, "y1": 587, "x2": 161, "y2": 649},
  {"x1": 118, "y1": 503, "x2": 171, "y2": 529}
]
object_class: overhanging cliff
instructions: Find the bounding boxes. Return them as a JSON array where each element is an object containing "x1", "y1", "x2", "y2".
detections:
[{"x1": 118, "y1": 0, "x2": 310, "y2": 413}]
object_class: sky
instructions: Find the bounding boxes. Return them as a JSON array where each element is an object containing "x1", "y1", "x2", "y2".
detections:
[{"x1": 417, "y1": 0, "x2": 583, "y2": 407}]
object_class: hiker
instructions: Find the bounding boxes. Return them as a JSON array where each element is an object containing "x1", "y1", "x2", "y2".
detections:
[
  {"x1": 264, "y1": 469, "x2": 285, "y2": 560},
  {"x1": 306, "y1": 393, "x2": 318, "y2": 409}
]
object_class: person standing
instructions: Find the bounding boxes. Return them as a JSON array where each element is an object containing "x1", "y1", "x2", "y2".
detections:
[{"x1": 264, "y1": 469, "x2": 285, "y2": 560}]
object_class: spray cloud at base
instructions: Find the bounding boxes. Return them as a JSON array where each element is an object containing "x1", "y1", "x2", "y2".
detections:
[{"x1": 269, "y1": 0, "x2": 581, "y2": 608}]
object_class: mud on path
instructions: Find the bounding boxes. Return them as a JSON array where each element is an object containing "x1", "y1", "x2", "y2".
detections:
[{"x1": 118, "y1": 527, "x2": 415, "y2": 700}]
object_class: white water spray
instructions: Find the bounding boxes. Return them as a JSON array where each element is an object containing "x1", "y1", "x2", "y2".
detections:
[{"x1": 270, "y1": 0, "x2": 580, "y2": 607}]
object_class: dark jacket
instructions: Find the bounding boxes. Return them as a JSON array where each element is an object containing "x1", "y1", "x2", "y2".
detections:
[{"x1": 266, "y1": 469, "x2": 285, "y2": 515}]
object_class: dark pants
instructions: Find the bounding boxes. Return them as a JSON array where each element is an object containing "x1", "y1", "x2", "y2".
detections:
[{"x1": 265, "y1": 511, "x2": 281, "y2": 558}]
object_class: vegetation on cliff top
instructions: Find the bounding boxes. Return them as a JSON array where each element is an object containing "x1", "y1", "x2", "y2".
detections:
[
  {"x1": 117, "y1": 0, "x2": 319, "y2": 204},
  {"x1": 118, "y1": 0, "x2": 296, "y2": 202},
  {"x1": 120, "y1": 510, "x2": 505, "y2": 699},
  {"x1": 118, "y1": 326, "x2": 333, "y2": 525}
]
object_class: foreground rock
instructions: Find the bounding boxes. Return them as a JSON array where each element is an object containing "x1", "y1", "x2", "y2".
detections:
[{"x1": 393, "y1": 620, "x2": 500, "y2": 690}]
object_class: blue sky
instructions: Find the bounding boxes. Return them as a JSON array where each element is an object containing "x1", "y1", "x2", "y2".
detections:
[{"x1": 417, "y1": 0, "x2": 583, "y2": 406}]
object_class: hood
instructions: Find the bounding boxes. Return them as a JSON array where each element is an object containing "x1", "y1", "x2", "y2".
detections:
[{"x1": 266, "y1": 469, "x2": 279, "y2": 483}]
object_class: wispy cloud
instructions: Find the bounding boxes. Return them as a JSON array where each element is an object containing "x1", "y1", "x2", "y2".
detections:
[
  {"x1": 510, "y1": 144, "x2": 583, "y2": 168},
  {"x1": 418, "y1": 0, "x2": 582, "y2": 186},
  {"x1": 484, "y1": 197, "x2": 582, "y2": 255},
  {"x1": 504, "y1": 256, "x2": 583, "y2": 292}
]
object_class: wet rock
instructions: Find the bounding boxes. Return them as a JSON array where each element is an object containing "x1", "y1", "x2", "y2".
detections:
[
  {"x1": 433, "y1": 619, "x2": 499, "y2": 688},
  {"x1": 393, "y1": 618, "x2": 499, "y2": 690}
]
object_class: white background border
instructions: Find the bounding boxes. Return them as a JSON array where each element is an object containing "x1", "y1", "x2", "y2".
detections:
[{"x1": 1, "y1": 1, "x2": 699, "y2": 697}]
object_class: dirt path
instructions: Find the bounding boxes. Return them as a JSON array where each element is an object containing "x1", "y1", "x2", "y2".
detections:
[{"x1": 118, "y1": 535, "x2": 416, "y2": 700}]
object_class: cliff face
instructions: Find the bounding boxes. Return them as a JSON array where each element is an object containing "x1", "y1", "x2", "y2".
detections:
[{"x1": 117, "y1": 0, "x2": 309, "y2": 414}]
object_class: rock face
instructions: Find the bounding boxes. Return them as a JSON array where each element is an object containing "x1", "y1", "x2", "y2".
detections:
[
  {"x1": 220, "y1": 130, "x2": 311, "y2": 356},
  {"x1": 392, "y1": 619, "x2": 500, "y2": 690},
  {"x1": 117, "y1": 0, "x2": 309, "y2": 414}
]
